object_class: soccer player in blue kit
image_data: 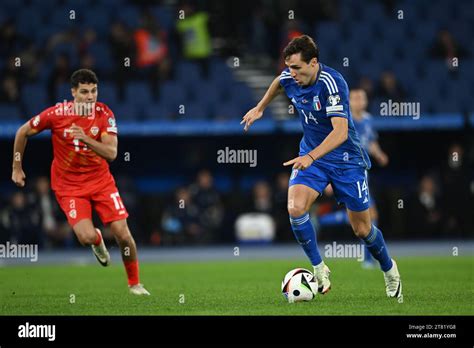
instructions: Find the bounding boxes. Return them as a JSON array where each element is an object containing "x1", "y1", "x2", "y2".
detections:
[
  {"x1": 350, "y1": 88, "x2": 390, "y2": 268},
  {"x1": 241, "y1": 35, "x2": 402, "y2": 299}
]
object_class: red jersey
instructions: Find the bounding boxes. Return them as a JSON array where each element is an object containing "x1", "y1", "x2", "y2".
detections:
[{"x1": 29, "y1": 101, "x2": 118, "y2": 196}]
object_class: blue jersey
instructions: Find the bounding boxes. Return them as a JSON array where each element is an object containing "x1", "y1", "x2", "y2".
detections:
[
  {"x1": 280, "y1": 63, "x2": 371, "y2": 170},
  {"x1": 353, "y1": 111, "x2": 377, "y2": 152}
]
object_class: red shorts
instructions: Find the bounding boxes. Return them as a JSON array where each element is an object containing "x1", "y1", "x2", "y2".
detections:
[{"x1": 55, "y1": 179, "x2": 129, "y2": 227}]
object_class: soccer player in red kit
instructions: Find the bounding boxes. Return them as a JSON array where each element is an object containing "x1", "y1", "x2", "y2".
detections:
[{"x1": 11, "y1": 69, "x2": 150, "y2": 295}]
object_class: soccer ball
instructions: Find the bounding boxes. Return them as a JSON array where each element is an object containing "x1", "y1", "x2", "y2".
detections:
[{"x1": 281, "y1": 268, "x2": 318, "y2": 303}]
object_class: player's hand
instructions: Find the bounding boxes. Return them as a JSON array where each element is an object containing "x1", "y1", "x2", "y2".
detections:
[
  {"x1": 12, "y1": 167, "x2": 26, "y2": 187},
  {"x1": 283, "y1": 154, "x2": 314, "y2": 170},
  {"x1": 241, "y1": 107, "x2": 263, "y2": 131},
  {"x1": 375, "y1": 152, "x2": 389, "y2": 167},
  {"x1": 70, "y1": 123, "x2": 87, "y2": 141}
]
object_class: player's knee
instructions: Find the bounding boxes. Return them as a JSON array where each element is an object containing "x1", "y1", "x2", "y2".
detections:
[
  {"x1": 76, "y1": 230, "x2": 97, "y2": 245},
  {"x1": 111, "y1": 223, "x2": 132, "y2": 244},
  {"x1": 352, "y1": 221, "x2": 371, "y2": 238},
  {"x1": 287, "y1": 203, "x2": 308, "y2": 218}
]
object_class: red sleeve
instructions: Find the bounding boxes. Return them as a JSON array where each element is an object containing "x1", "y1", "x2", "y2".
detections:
[
  {"x1": 29, "y1": 106, "x2": 55, "y2": 132},
  {"x1": 100, "y1": 104, "x2": 118, "y2": 137}
]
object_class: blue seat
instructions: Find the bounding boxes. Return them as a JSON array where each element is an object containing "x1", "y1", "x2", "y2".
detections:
[
  {"x1": 88, "y1": 42, "x2": 113, "y2": 73},
  {"x1": 0, "y1": 104, "x2": 21, "y2": 121},
  {"x1": 314, "y1": 22, "x2": 342, "y2": 49},
  {"x1": 175, "y1": 62, "x2": 202, "y2": 83},
  {"x1": 98, "y1": 82, "x2": 118, "y2": 105},
  {"x1": 125, "y1": 82, "x2": 153, "y2": 107},
  {"x1": 49, "y1": 7, "x2": 78, "y2": 29},
  {"x1": 412, "y1": 21, "x2": 439, "y2": 43},
  {"x1": 51, "y1": 42, "x2": 79, "y2": 67},
  {"x1": 80, "y1": 7, "x2": 110, "y2": 35},
  {"x1": 158, "y1": 81, "x2": 189, "y2": 108},
  {"x1": 191, "y1": 80, "x2": 226, "y2": 106},
  {"x1": 230, "y1": 82, "x2": 255, "y2": 104},
  {"x1": 143, "y1": 103, "x2": 172, "y2": 120},
  {"x1": 113, "y1": 103, "x2": 139, "y2": 121},
  {"x1": 179, "y1": 102, "x2": 211, "y2": 120},
  {"x1": 16, "y1": 7, "x2": 43, "y2": 38},
  {"x1": 209, "y1": 59, "x2": 234, "y2": 83},
  {"x1": 115, "y1": 5, "x2": 141, "y2": 28},
  {"x1": 56, "y1": 83, "x2": 73, "y2": 103},
  {"x1": 212, "y1": 100, "x2": 246, "y2": 120},
  {"x1": 151, "y1": 5, "x2": 175, "y2": 31},
  {"x1": 22, "y1": 83, "x2": 49, "y2": 117},
  {"x1": 349, "y1": 23, "x2": 375, "y2": 43}
]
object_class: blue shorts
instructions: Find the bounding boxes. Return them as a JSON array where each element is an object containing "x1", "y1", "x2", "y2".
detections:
[{"x1": 289, "y1": 162, "x2": 370, "y2": 212}]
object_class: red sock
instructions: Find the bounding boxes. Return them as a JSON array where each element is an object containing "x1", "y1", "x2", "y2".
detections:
[
  {"x1": 124, "y1": 260, "x2": 140, "y2": 286},
  {"x1": 93, "y1": 230, "x2": 102, "y2": 246}
]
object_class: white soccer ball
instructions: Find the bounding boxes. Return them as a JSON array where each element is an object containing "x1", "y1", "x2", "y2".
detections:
[{"x1": 281, "y1": 268, "x2": 318, "y2": 303}]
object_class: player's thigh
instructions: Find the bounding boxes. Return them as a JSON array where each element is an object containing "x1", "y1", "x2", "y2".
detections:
[
  {"x1": 330, "y1": 168, "x2": 371, "y2": 213},
  {"x1": 287, "y1": 166, "x2": 327, "y2": 216},
  {"x1": 346, "y1": 208, "x2": 372, "y2": 238},
  {"x1": 55, "y1": 194, "x2": 93, "y2": 228},
  {"x1": 91, "y1": 184, "x2": 129, "y2": 225}
]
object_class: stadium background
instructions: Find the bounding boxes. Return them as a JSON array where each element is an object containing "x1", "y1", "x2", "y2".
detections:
[{"x1": 0, "y1": 0, "x2": 473, "y2": 250}]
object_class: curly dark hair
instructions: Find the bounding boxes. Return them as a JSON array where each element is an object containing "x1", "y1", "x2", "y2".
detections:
[
  {"x1": 283, "y1": 35, "x2": 320, "y2": 63},
  {"x1": 70, "y1": 69, "x2": 99, "y2": 88}
]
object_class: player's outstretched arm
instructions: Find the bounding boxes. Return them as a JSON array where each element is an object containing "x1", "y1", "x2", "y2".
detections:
[
  {"x1": 12, "y1": 121, "x2": 38, "y2": 187},
  {"x1": 241, "y1": 76, "x2": 282, "y2": 131}
]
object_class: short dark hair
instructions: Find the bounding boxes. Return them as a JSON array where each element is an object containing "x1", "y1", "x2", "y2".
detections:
[
  {"x1": 70, "y1": 69, "x2": 98, "y2": 88},
  {"x1": 283, "y1": 35, "x2": 319, "y2": 63}
]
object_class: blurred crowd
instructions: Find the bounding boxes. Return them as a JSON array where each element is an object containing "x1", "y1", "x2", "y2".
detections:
[
  {"x1": 0, "y1": 0, "x2": 472, "y2": 119},
  {"x1": 1, "y1": 140, "x2": 472, "y2": 248}
]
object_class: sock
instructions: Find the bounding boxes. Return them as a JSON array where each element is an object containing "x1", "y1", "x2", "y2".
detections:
[
  {"x1": 124, "y1": 260, "x2": 140, "y2": 286},
  {"x1": 361, "y1": 225, "x2": 393, "y2": 272},
  {"x1": 290, "y1": 213, "x2": 322, "y2": 266},
  {"x1": 362, "y1": 218, "x2": 376, "y2": 263},
  {"x1": 93, "y1": 230, "x2": 102, "y2": 246}
]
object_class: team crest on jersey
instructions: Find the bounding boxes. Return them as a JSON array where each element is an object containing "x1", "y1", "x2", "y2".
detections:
[
  {"x1": 313, "y1": 96, "x2": 322, "y2": 111},
  {"x1": 328, "y1": 94, "x2": 341, "y2": 106},
  {"x1": 90, "y1": 126, "x2": 99, "y2": 136},
  {"x1": 32, "y1": 115, "x2": 40, "y2": 127}
]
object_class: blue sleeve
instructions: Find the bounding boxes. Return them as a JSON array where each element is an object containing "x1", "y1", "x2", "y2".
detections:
[
  {"x1": 322, "y1": 73, "x2": 349, "y2": 119},
  {"x1": 279, "y1": 68, "x2": 293, "y2": 88}
]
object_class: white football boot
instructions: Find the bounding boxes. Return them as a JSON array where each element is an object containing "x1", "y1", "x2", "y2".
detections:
[
  {"x1": 91, "y1": 228, "x2": 110, "y2": 267},
  {"x1": 129, "y1": 283, "x2": 151, "y2": 296},
  {"x1": 384, "y1": 259, "x2": 402, "y2": 298},
  {"x1": 313, "y1": 262, "x2": 331, "y2": 294}
]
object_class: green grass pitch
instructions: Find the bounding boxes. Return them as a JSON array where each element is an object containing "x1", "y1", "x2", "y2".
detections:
[{"x1": 0, "y1": 256, "x2": 472, "y2": 315}]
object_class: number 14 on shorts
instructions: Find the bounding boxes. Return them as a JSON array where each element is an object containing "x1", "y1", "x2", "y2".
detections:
[{"x1": 356, "y1": 179, "x2": 369, "y2": 200}]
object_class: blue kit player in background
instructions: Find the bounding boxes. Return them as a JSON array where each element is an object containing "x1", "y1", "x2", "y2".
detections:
[
  {"x1": 241, "y1": 35, "x2": 402, "y2": 299},
  {"x1": 350, "y1": 88, "x2": 390, "y2": 269}
]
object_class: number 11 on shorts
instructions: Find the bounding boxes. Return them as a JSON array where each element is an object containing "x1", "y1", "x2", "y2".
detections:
[{"x1": 110, "y1": 192, "x2": 124, "y2": 210}]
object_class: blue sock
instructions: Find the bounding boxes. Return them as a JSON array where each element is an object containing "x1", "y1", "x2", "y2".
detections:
[
  {"x1": 362, "y1": 219, "x2": 377, "y2": 263},
  {"x1": 361, "y1": 225, "x2": 393, "y2": 272},
  {"x1": 290, "y1": 213, "x2": 322, "y2": 266}
]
